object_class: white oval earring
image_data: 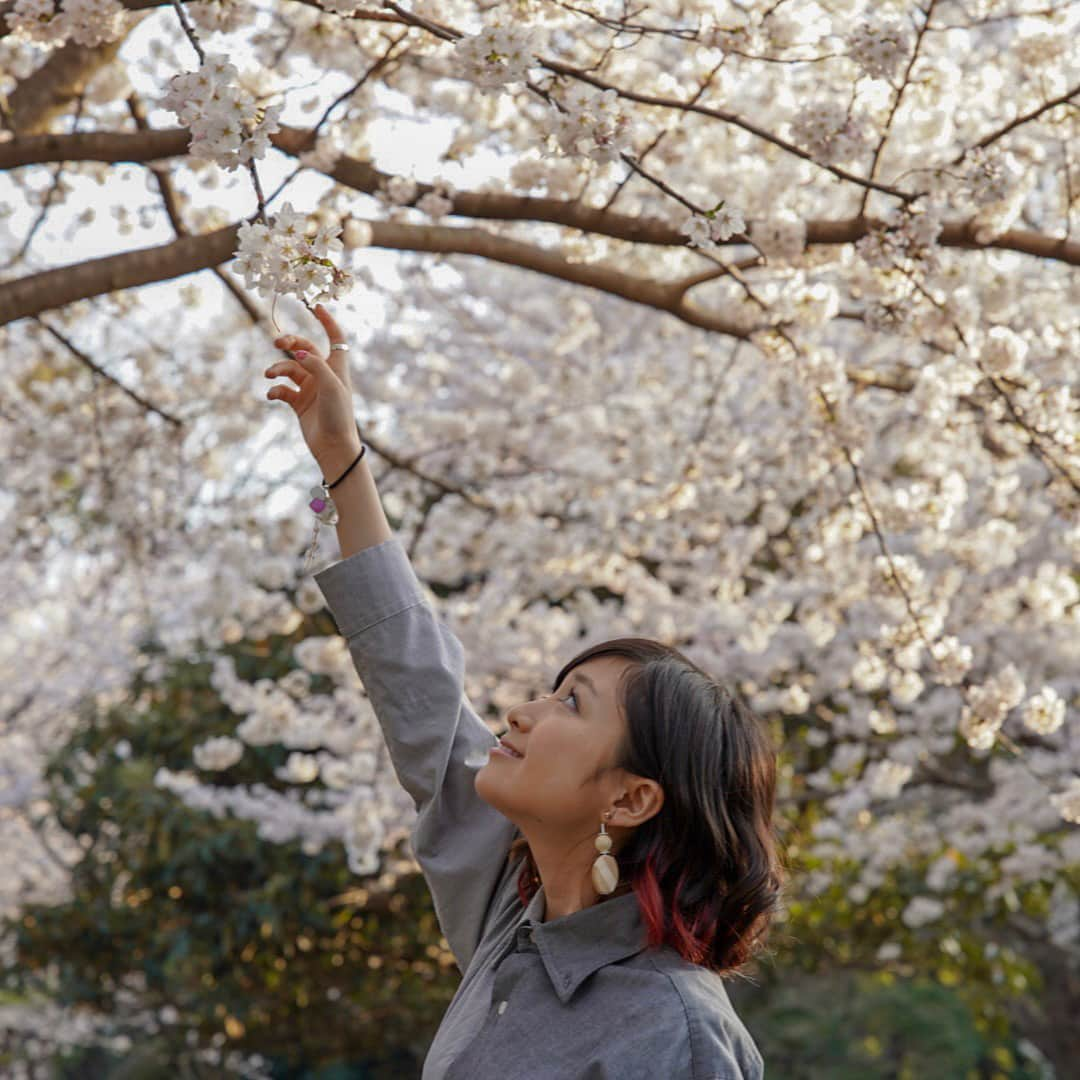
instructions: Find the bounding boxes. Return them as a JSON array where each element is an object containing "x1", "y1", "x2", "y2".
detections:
[{"x1": 591, "y1": 814, "x2": 619, "y2": 896}]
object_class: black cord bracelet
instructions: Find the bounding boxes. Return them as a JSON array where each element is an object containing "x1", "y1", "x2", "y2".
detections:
[{"x1": 325, "y1": 444, "x2": 366, "y2": 490}]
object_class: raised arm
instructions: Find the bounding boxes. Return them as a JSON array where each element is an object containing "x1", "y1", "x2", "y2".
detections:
[
  {"x1": 266, "y1": 306, "x2": 519, "y2": 974},
  {"x1": 265, "y1": 303, "x2": 391, "y2": 560}
]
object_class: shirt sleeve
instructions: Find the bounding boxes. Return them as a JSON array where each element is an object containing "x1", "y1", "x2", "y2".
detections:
[
  {"x1": 313, "y1": 536, "x2": 518, "y2": 975},
  {"x1": 686, "y1": 1005, "x2": 765, "y2": 1080}
]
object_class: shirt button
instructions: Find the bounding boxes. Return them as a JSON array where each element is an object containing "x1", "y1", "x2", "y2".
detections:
[{"x1": 497, "y1": 1000, "x2": 508, "y2": 1015}]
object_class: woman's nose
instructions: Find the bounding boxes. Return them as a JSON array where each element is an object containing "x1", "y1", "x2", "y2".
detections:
[{"x1": 505, "y1": 707, "x2": 529, "y2": 732}]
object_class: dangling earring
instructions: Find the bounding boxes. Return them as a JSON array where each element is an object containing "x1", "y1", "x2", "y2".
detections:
[{"x1": 591, "y1": 811, "x2": 619, "y2": 896}]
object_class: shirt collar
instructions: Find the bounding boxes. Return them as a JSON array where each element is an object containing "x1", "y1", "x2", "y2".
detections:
[{"x1": 518, "y1": 885, "x2": 649, "y2": 1005}]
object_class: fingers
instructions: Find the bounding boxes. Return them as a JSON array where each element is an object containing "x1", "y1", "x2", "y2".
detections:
[
  {"x1": 313, "y1": 303, "x2": 350, "y2": 383},
  {"x1": 267, "y1": 384, "x2": 301, "y2": 409},
  {"x1": 314, "y1": 303, "x2": 344, "y2": 346},
  {"x1": 265, "y1": 359, "x2": 310, "y2": 388},
  {"x1": 274, "y1": 334, "x2": 319, "y2": 355}
]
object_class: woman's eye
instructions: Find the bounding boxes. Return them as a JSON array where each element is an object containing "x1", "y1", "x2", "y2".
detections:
[{"x1": 560, "y1": 689, "x2": 578, "y2": 710}]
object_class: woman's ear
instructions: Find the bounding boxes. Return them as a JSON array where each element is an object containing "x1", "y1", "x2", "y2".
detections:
[{"x1": 612, "y1": 778, "x2": 664, "y2": 828}]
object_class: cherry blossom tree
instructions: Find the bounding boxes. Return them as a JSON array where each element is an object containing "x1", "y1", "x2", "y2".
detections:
[{"x1": 1, "y1": 0, "x2": 1078, "y2": 1072}]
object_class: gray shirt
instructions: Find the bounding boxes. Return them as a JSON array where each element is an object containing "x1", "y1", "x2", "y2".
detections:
[{"x1": 314, "y1": 536, "x2": 765, "y2": 1080}]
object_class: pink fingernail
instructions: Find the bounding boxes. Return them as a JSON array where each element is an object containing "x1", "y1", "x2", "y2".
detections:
[{"x1": 295, "y1": 350, "x2": 308, "y2": 358}]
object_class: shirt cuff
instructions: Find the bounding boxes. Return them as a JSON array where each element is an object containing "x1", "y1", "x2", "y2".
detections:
[{"x1": 313, "y1": 535, "x2": 427, "y2": 639}]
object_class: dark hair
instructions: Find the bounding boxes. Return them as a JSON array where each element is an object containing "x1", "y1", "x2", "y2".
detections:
[{"x1": 506, "y1": 637, "x2": 787, "y2": 979}]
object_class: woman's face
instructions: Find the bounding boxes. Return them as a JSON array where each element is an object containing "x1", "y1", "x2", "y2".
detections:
[{"x1": 474, "y1": 655, "x2": 637, "y2": 832}]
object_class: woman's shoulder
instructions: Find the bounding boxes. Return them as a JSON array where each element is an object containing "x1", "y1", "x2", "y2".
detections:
[{"x1": 639, "y1": 949, "x2": 765, "y2": 1079}]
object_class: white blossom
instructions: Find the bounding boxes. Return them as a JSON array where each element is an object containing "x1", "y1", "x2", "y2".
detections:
[
  {"x1": 679, "y1": 203, "x2": 746, "y2": 252},
  {"x1": 867, "y1": 759, "x2": 914, "y2": 800},
  {"x1": 790, "y1": 101, "x2": 869, "y2": 163},
  {"x1": 192, "y1": 735, "x2": 245, "y2": 771},
  {"x1": 375, "y1": 174, "x2": 419, "y2": 211},
  {"x1": 232, "y1": 202, "x2": 351, "y2": 305},
  {"x1": 4, "y1": 0, "x2": 127, "y2": 45},
  {"x1": 161, "y1": 53, "x2": 282, "y2": 172},
  {"x1": 846, "y1": 18, "x2": 913, "y2": 82},
  {"x1": 1022, "y1": 687, "x2": 1066, "y2": 736},
  {"x1": 980, "y1": 325, "x2": 1029, "y2": 378},
  {"x1": 959, "y1": 665, "x2": 1027, "y2": 750},
  {"x1": 450, "y1": 23, "x2": 542, "y2": 94},
  {"x1": 930, "y1": 636, "x2": 974, "y2": 686},
  {"x1": 1050, "y1": 778, "x2": 1080, "y2": 825},
  {"x1": 544, "y1": 85, "x2": 637, "y2": 164},
  {"x1": 277, "y1": 752, "x2": 320, "y2": 783},
  {"x1": 902, "y1": 895, "x2": 946, "y2": 928},
  {"x1": 417, "y1": 180, "x2": 456, "y2": 221},
  {"x1": 4, "y1": 0, "x2": 63, "y2": 43}
]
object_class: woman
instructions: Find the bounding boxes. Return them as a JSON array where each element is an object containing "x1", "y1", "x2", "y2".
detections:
[{"x1": 265, "y1": 304, "x2": 786, "y2": 1079}]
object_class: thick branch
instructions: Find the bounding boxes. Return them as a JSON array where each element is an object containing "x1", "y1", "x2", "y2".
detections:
[
  {"x1": 6, "y1": 38, "x2": 126, "y2": 134},
  {"x1": 0, "y1": 217, "x2": 760, "y2": 335},
  {"x1": 0, "y1": 0, "x2": 399, "y2": 42},
  {"x1": 3, "y1": 126, "x2": 1079, "y2": 267},
  {"x1": 0, "y1": 227, "x2": 237, "y2": 323}
]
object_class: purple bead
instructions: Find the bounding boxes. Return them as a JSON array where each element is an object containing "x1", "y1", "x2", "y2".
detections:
[{"x1": 309, "y1": 497, "x2": 327, "y2": 513}]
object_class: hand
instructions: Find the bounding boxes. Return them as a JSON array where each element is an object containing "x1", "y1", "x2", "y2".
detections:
[{"x1": 265, "y1": 304, "x2": 362, "y2": 476}]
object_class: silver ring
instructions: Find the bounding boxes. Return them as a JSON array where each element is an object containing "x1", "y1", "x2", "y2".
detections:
[{"x1": 330, "y1": 343, "x2": 349, "y2": 352}]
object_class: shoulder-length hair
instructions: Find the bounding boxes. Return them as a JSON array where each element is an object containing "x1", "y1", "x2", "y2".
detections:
[{"x1": 506, "y1": 637, "x2": 787, "y2": 979}]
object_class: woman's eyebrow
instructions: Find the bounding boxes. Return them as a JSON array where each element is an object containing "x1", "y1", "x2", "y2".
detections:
[{"x1": 572, "y1": 672, "x2": 598, "y2": 698}]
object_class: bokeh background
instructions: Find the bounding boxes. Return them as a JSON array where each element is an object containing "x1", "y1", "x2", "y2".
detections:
[{"x1": 2, "y1": 0, "x2": 1078, "y2": 1076}]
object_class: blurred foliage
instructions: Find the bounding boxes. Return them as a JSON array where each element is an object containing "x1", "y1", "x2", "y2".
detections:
[
  {"x1": 3, "y1": 631, "x2": 463, "y2": 1076},
  {"x1": 731, "y1": 967, "x2": 1055, "y2": 1079},
  {"x1": 763, "y1": 696, "x2": 1076, "y2": 1067},
  {"x1": 1, "y1": 624, "x2": 1069, "y2": 1077}
]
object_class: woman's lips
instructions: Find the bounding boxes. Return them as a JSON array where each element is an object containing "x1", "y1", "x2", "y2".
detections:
[{"x1": 492, "y1": 744, "x2": 523, "y2": 759}]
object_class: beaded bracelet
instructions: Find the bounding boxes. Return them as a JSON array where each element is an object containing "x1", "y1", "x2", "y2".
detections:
[{"x1": 302, "y1": 435, "x2": 367, "y2": 574}]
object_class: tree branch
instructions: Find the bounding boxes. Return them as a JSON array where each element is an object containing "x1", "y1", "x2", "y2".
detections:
[
  {"x1": 5, "y1": 37, "x2": 126, "y2": 134},
  {"x1": 124, "y1": 92, "x2": 263, "y2": 324},
  {"x1": 3, "y1": 126, "x2": 1080, "y2": 268},
  {"x1": 34, "y1": 318, "x2": 184, "y2": 425},
  {"x1": 0, "y1": 215, "x2": 763, "y2": 336}
]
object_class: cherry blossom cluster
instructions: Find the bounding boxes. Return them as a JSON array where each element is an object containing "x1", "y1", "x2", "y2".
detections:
[
  {"x1": 679, "y1": 201, "x2": 746, "y2": 250},
  {"x1": 854, "y1": 202, "x2": 945, "y2": 274},
  {"x1": 232, "y1": 202, "x2": 353, "y2": 304},
  {"x1": 959, "y1": 665, "x2": 1027, "y2": 750},
  {"x1": 938, "y1": 148, "x2": 1034, "y2": 242},
  {"x1": 374, "y1": 174, "x2": 419, "y2": 217},
  {"x1": 187, "y1": 0, "x2": 247, "y2": 35},
  {"x1": 192, "y1": 735, "x2": 244, "y2": 770},
  {"x1": 161, "y1": 54, "x2": 282, "y2": 172},
  {"x1": 1023, "y1": 687, "x2": 1067, "y2": 736},
  {"x1": 3, "y1": 0, "x2": 128, "y2": 47},
  {"x1": 146, "y1": 648, "x2": 415, "y2": 876},
  {"x1": 977, "y1": 325, "x2": 1029, "y2": 378},
  {"x1": 789, "y1": 101, "x2": 870, "y2": 164},
  {"x1": 449, "y1": 23, "x2": 542, "y2": 93},
  {"x1": 1051, "y1": 779, "x2": 1080, "y2": 825},
  {"x1": 544, "y1": 84, "x2": 638, "y2": 164},
  {"x1": 3, "y1": 0, "x2": 1080, "y2": 1052},
  {"x1": 845, "y1": 17, "x2": 914, "y2": 82},
  {"x1": 0, "y1": 997, "x2": 273, "y2": 1078},
  {"x1": 417, "y1": 179, "x2": 457, "y2": 221},
  {"x1": 701, "y1": 8, "x2": 758, "y2": 53}
]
